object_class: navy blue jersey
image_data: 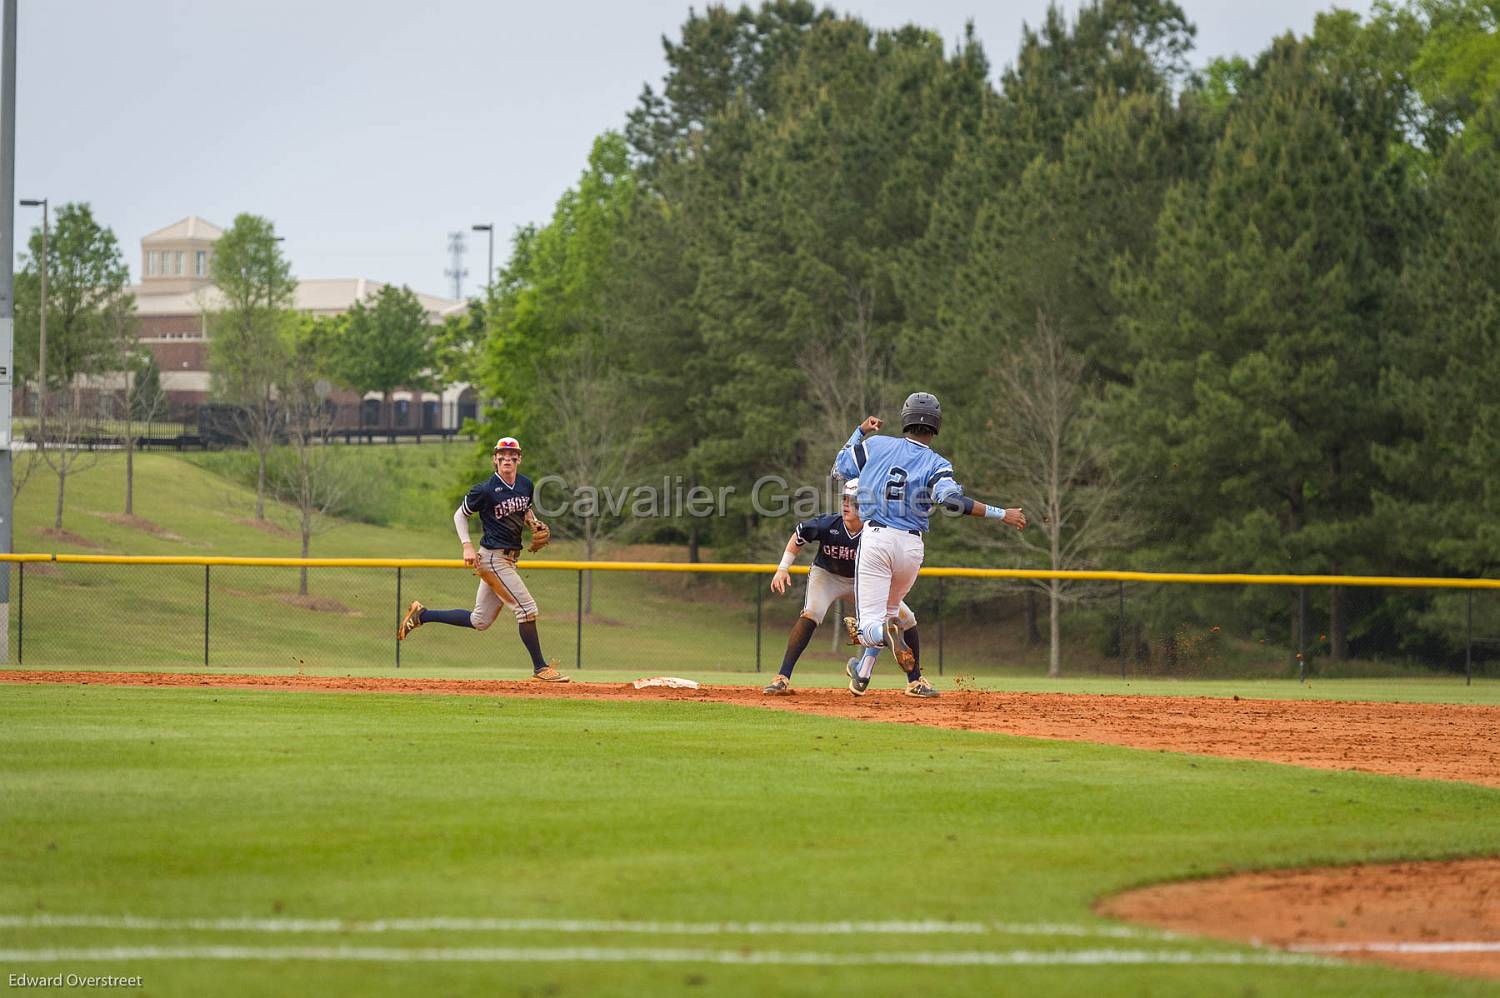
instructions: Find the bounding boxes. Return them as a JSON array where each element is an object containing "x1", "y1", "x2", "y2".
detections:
[
  {"x1": 460, "y1": 473, "x2": 535, "y2": 550},
  {"x1": 793, "y1": 513, "x2": 863, "y2": 579}
]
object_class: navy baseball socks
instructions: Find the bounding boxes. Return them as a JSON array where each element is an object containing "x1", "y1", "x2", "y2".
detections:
[
  {"x1": 763, "y1": 617, "x2": 818, "y2": 694},
  {"x1": 398, "y1": 601, "x2": 473, "y2": 639},
  {"x1": 781, "y1": 617, "x2": 817, "y2": 676},
  {"x1": 421, "y1": 608, "x2": 475, "y2": 628},
  {"x1": 518, "y1": 621, "x2": 571, "y2": 682},
  {"x1": 900, "y1": 627, "x2": 939, "y2": 697},
  {"x1": 518, "y1": 620, "x2": 547, "y2": 671},
  {"x1": 401, "y1": 607, "x2": 568, "y2": 682}
]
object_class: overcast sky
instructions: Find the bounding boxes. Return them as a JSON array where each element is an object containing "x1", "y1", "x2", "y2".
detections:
[{"x1": 11, "y1": 0, "x2": 1373, "y2": 298}]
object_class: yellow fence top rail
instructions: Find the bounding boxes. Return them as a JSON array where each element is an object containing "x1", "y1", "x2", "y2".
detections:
[{"x1": 1, "y1": 552, "x2": 1498, "y2": 589}]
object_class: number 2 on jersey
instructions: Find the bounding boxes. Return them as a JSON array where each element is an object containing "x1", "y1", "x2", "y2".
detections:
[{"x1": 885, "y1": 466, "x2": 909, "y2": 501}]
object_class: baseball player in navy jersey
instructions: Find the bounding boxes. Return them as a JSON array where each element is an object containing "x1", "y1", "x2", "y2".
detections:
[
  {"x1": 397, "y1": 436, "x2": 570, "y2": 682},
  {"x1": 762, "y1": 479, "x2": 933, "y2": 697},
  {"x1": 834, "y1": 392, "x2": 1026, "y2": 695}
]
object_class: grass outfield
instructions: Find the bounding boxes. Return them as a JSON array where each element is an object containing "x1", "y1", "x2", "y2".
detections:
[{"x1": 1, "y1": 684, "x2": 1496, "y2": 996}]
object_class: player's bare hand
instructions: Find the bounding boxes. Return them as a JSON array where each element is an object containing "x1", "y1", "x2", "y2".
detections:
[
  {"x1": 1003, "y1": 507, "x2": 1027, "y2": 530},
  {"x1": 859, "y1": 416, "x2": 883, "y2": 435},
  {"x1": 462, "y1": 542, "x2": 477, "y2": 568},
  {"x1": 771, "y1": 568, "x2": 791, "y2": 595}
]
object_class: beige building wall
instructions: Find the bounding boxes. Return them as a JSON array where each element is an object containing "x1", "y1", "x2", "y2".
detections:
[
  {"x1": 128, "y1": 216, "x2": 471, "y2": 414},
  {"x1": 140, "y1": 215, "x2": 222, "y2": 295}
]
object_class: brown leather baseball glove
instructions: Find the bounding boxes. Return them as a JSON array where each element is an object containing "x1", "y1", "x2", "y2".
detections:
[{"x1": 527, "y1": 516, "x2": 551, "y2": 553}]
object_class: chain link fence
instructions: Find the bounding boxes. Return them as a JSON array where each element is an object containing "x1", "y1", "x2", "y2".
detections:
[{"x1": 3, "y1": 558, "x2": 1496, "y2": 682}]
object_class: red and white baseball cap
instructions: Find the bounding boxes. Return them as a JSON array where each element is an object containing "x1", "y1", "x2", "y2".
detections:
[{"x1": 493, "y1": 436, "x2": 522, "y2": 453}]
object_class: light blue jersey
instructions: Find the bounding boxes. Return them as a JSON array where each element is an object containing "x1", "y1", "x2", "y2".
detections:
[{"x1": 834, "y1": 427, "x2": 964, "y2": 533}]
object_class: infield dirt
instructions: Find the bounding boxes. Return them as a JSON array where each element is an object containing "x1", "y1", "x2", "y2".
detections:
[
  {"x1": 3, "y1": 669, "x2": 1495, "y2": 787},
  {"x1": 3, "y1": 669, "x2": 1497, "y2": 980}
]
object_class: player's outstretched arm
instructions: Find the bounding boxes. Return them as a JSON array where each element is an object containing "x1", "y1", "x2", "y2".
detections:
[
  {"x1": 453, "y1": 505, "x2": 478, "y2": 567},
  {"x1": 942, "y1": 494, "x2": 1026, "y2": 529},
  {"x1": 834, "y1": 416, "x2": 884, "y2": 478},
  {"x1": 771, "y1": 534, "x2": 802, "y2": 595},
  {"x1": 931, "y1": 475, "x2": 1025, "y2": 530}
]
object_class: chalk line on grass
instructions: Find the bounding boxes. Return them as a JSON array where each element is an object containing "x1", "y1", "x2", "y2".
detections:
[
  {"x1": 0, "y1": 914, "x2": 1170, "y2": 940},
  {"x1": 0, "y1": 945, "x2": 1334, "y2": 968},
  {"x1": 1289, "y1": 942, "x2": 1500, "y2": 955}
]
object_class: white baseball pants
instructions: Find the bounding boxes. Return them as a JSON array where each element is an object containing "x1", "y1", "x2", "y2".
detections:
[
  {"x1": 853, "y1": 525, "x2": 924, "y2": 647},
  {"x1": 802, "y1": 564, "x2": 915, "y2": 630}
]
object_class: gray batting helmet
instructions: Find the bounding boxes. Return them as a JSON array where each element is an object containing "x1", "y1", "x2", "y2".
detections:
[{"x1": 901, "y1": 392, "x2": 942, "y2": 434}]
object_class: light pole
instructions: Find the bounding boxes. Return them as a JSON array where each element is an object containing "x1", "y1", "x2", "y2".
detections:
[
  {"x1": 471, "y1": 223, "x2": 493, "y2": 296},
  {"x1": 2, "y1": 0, "x2": 18, "y2": 662},
  {"x1": 19, "y1": 197, "x2": 46, "y2": 441}
]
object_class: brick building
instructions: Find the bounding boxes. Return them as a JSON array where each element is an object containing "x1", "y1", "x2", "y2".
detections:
[{"x1": 133, "y1": 216, "x2": 477, "y2": 429}]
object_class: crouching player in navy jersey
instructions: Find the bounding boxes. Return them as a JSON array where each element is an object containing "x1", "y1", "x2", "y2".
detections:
[
  {"x1": 834, "y1": 393, "x2": 1026, "y2": 696},
  {"x1": 762, "y1": 479, "x2": 932, "y2": 697},
  {"x1": 397, "y1": 436, "x2": 570, "y2": 682}
]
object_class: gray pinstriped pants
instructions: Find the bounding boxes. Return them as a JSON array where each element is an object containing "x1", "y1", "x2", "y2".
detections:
[{"x1": 471, "y1": 547, "x2": 539, "y2": 628}]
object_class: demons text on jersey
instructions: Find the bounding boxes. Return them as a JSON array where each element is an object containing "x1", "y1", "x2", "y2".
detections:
[{"x1": 493, "y1": 495, "x2": 532, "y2": 518}]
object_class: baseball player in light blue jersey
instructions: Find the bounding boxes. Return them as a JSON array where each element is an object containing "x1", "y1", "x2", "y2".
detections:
[{"x1": 833, "y1": 392, "x2": 1027, "y2": 696}]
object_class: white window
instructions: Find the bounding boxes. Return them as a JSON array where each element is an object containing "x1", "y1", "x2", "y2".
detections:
[
  {"x1": 195, "y1": 250, "x2": 206, "y2": 276},
  {"x1": 176, "y1": 251, "x2": 185, "y2": 275},
  {"x1": 147, "y1": 251, "x2": 158, "y2": 276}
]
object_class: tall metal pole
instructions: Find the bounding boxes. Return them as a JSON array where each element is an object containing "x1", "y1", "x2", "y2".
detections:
[
  {"x1": 754, "y1": 575, "x2": 763, "y2": 673},
  {"x1": 1118, "y1": 581, "x2": 1126, "y2": 680},
  {"x1": 0, "y1": 0, "x2": 19, "y2": 663},
  {"x1": 17, "y1": 197, "x2": 45, "y2": 486},
  {"x1": 25, "y1": 197, "x2": 42, "y2": 437},
  {"x1": 936, "y1": 577, "x2": 944, "y2": 676},
  {"x1": 1297, "y1": 587, "x2": 1308, "y2": 683},
  {"x1": 471, "y1": 223, "x2": 493, "y2": 295},
  {"x1": 1466, "y1": 589, "x2": 1473, "y2": 688}
]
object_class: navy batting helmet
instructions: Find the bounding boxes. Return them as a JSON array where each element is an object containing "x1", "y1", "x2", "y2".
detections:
[{"x1": 901, "y1": 392, "x2": 942, "y2": 435}]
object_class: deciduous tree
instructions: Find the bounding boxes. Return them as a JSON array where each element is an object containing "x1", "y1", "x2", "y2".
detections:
[
  {"x1": 329, "y1": 284, "x2": 434, "y2": 434},
  {"x1": 207, "y1": 214, "x2": 295, "y2": 520}
]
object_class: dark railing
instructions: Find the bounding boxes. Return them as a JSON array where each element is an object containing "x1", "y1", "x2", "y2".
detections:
[{"x1": 11, "y1": 396, "x2": 482, "y2": 450}]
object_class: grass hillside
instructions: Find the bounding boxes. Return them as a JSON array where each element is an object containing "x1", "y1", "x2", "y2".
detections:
[
  {"x1": 4, "y1": 450, "x2": 797, "y2": 679},
  {"x1": 15, "y1": 446, "x2": 480, "y2": 559},
  {"x1": 4, "y1": 448, "x2": 1492, "y2": 692}
]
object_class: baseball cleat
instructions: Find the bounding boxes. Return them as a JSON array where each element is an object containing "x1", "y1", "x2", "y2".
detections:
[
  {"x1": 846, "y1": 656, "x2": 870, "y2": 697},
  {"x1": 532, "y1": 662, "x2": 571, "y2": 683},
  {"x1": 843, "y1": 616, "x2": 863, "y2": 647},
  {"x1": 885, "y1": 620, "x2": 917, "y2": 672},
  {"x1": 397, "y1": 600, "x2": 424, "y2": 641},
  {"x1": 904, "y1": 677, "x2": 940, "y2": 698},
  {"x1": 762, "y1": 675, "x2": 793, "y2": 695}
]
